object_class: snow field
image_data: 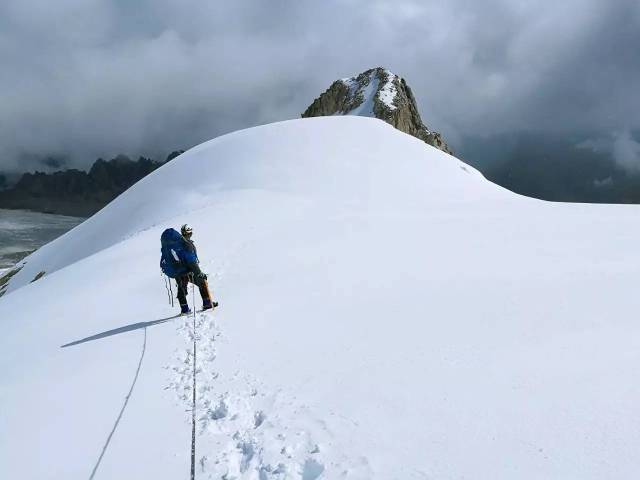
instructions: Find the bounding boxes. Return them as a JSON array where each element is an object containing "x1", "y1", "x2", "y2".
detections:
[{"x1": 1, "y1": 117, "x2": 640, "y2": 478}]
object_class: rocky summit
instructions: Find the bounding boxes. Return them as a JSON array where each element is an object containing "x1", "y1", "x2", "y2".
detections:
[{"x1": 302, "y1": 67, "x2": 452, "y2": 154}]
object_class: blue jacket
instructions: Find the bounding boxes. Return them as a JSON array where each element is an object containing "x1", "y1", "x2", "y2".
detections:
[
  {"x1": 181, "y1": 237, "x2": 202, "y2": 275},
  {"x1": 160, "y1": 228, "x2": 202, "y2": 278}
]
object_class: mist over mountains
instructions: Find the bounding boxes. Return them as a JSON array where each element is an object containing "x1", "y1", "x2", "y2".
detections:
[
  {"x1": 1, "y1": 1, "x2": 638, "y2": 174},
  {"x1": 1, "y1": 0, "x2": 638, "y2": 209},
  {"x1": 0, "y1": 151, "x2": 183, "y2": 216},
  {"x1": 4, "y1": 129, "x2": 639, "y2": 213},
  {"x1": 2, "y1": 60, "x2": 640, "y2": 215},
  {"x1": 461, "y1": 130, "x2": 640, "y2": 203}
]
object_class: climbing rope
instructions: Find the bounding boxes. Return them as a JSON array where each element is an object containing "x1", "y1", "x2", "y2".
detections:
[{"x1": 190, "y1": 282, "x2": 197, "y2": 480}]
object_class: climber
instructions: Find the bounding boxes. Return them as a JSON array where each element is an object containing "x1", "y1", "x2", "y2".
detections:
[{"x1": 160, "y1": 224, "x2": 218, "y2": 314}]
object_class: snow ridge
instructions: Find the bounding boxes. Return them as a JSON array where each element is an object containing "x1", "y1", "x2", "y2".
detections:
[{"x1": 2, "y1": 118, "x2": 638, "y2": 479}]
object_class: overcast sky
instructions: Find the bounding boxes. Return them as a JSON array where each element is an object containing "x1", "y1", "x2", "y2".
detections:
[{"x1": 1, "y1": 0, "x2": 639, "y2": 172}]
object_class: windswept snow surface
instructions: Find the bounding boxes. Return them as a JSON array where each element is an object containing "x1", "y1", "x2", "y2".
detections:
[{"x1": 1, "y1": 117, "x2": 640, "y2": 479}]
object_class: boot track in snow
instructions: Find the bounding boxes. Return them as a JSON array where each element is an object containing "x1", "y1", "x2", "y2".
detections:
[{"x1": 166, "y1": 307, "x2": 370, "y2": 478}]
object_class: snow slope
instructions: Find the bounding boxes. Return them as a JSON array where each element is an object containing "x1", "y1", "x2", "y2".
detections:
[{"x1": 1, "y1": 117, "x2": 640, "y2": 479}]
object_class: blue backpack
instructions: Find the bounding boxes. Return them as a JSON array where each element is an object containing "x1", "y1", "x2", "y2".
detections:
[{"x1": 160, "y1": 228, "x2": 189, "y2": 278}]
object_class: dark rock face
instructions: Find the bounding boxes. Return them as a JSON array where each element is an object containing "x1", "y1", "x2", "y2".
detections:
[
  {"x1": 302, "y1": 76, "x2": 359, "y2": 117},
  {"x1": 302, "y1": 67, "x2": 452, "y2": 155},
  {"x1": 0, "y1": 151, "x2": 183, "y2": 216},
  {"x1": 0, "y1": 266, "x2": 22, "y2": 298}
]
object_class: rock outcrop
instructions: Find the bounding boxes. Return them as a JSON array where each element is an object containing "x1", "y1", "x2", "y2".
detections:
[{"x1": 302, "y1": 67, "x2": 452, "y2": 154}]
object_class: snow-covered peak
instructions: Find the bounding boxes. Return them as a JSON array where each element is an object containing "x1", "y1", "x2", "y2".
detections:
[
  {"x1": 303, "y1": 67, "x2": 452, "y2": 154},
  {"x1": 339, "y1": 68, "x2": 398, "y2": 115}
]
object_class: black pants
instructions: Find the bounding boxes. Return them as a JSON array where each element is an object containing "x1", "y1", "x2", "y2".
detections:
[{"x1": 176, "y1": 273, "x2": 211, "y2": 307}]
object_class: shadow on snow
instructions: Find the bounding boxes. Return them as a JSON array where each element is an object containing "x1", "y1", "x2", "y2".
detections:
[{"x1": 60, "y1": 314, "x2": 181, "y2": 348}]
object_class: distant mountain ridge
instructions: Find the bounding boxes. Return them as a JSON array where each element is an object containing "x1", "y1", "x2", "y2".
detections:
[
  {"x1": 302, "y1": 67, "x2": 452, "y2": 154},
  {"x1": 0, "y1": 151, "x2": 183, "y2": 216}
]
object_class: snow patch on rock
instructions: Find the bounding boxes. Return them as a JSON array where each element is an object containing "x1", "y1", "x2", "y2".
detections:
[
  {"x1": 303, "y1": 67, "x2": 451, "y2": 153},
  {"x1": 340, "y1": 68, "x2": 397, "y2": 116},
  {"x1": 378, "y1": 69, "x2": 398, "y2": 111}
]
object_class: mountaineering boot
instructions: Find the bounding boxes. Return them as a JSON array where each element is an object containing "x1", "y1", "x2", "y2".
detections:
[
  {"x1": 200, "y1": 279, "x2": 218, "y2": 310},
  {"x1": 180, "y1": 303, "x2": 192, "y2": 315},
  {"x1": 202, "y1": 299, "x2": 218, "y2": 311}
]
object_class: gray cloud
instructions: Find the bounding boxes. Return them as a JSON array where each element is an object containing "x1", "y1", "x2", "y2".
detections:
[
  {"x1": 577, "y1": 129, "x2": 640, "y2": 173},
  {"x1": 1, "y1": 0, "x2": 639, "y2": 171},
  {"x1": 612, "y1": 130, "x2": 640, "y2": 172}
]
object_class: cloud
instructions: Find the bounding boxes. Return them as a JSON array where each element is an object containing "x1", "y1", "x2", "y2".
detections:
[
  {"x1": 577, "y1": 129, "x2": 640, "y2": 173},
  {"x1": 612, "y1": 130, "x2": 640, "y2": 172},
  {"x1": 0, "y1": 0, "x2": 639, "y2": 171},
  {"x1": 593, "y1": 176, "x2": 613, "y2": 188}
]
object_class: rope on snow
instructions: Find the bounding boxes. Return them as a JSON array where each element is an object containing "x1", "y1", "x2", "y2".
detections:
[{"x1": 190, "y1": 282, "x2": 197, "y2": 480}]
